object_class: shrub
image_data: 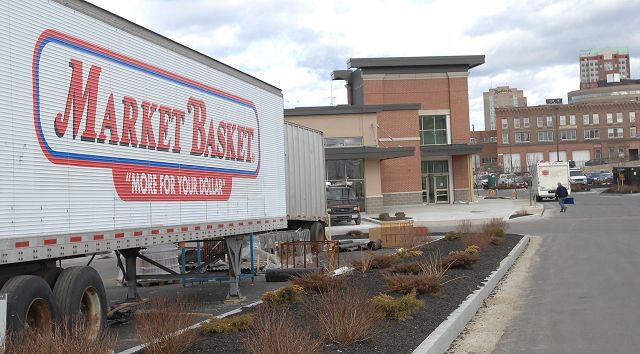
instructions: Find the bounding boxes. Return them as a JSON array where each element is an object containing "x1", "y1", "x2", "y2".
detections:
[
  {"x1": 490, "y1": 235, "x2": 504, "y2": 245},
  {"x1": 378, "y1": 212, "x2": 390, "y2": 221},
  {"x1": 3, "y1": 317, "x2": 115, "y2": 354},
  {"x1": 465, "y1": 245, "x2": 480, "y2": 255},
  {"x1": 133, "y1": 297, "x2": 199, "y2": 354},
  {"x1": 290, "y1": 272, "x2": 345, "y2": 293},
  {"x1": 444, "y1": 231, "x2": 463, "y2": 241},
  {"x1": 462, "y1": 232, "x2": 492, "y2": 250},
  {"x1": 244, "y1": 305, "x2": 321, "y2": 354},
  {"x1": 202, "y1": 313, "x2": 253, "y2": 334},
  {"x1": 387, "y1": 261, "x2": 423, "y2": 275},
  {"x1": 394, "y1": 211, "x2": 406, "y2": 219},
  {"x1": 261, "y1": 285, "x2": 305, "y2": 305},
  {"x1": 397, "y1": 248, "x2": 424, "y2": 258},
  {"x1": 307, "y1": 287, "x2": 383, "y2": 345},
  {"x1": 371, "y1": 289, "x2": 425, "y2": 321},
  {"x1": 456, "y1": 219, "x2": 473, "y2": 234},
  {"x1": 383, "y1": 273, "x2": 443, "y2": 295},
  {"x1": 482, "y1": 218, "x2": 508, "y2": 238},
  {"x1": 442, "y1": 251, "x2": 479, "y2": 269},
  {"x1": 351, "y1": 253, "x2": 399, "y2": 271}
]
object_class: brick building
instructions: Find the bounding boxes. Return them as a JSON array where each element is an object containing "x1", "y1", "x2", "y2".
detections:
[
  {"x1": 286, "y1": 55, "x2": 485, "y2": 210},
  {"x1": 470, "y1": 130, "x2": 498, "y2": 173},
  {"x1": 496, "y1": 101, "x2": 640, "y2": 172},
  {"x1": 483, "y1": 86, "x2": 527, "y2": 131},
  {"x1": 580, "y1": 47, "x2": 630, "y2": 89}
]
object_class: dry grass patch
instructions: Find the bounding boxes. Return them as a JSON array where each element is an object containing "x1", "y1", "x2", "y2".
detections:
[
  {"x1": 290, "y1": 271, "x2": 345, "y2": 293},
  {"x1": 3, "y1": 318, "x2": 115, "y2": 354},
  {"x1": 201, "y1": 313, "x2": 253, "y2": 334},
  {"x1": 384, "y1": 273, "x2": 444, "y2": 295},
  {"x1": 463, "y1": 232, "x2": 492, "y2": 250},
  {"x1": 133, "y1": 297, "x2": 199, "y2": 354},
  {"x1": 444, "y1": 231, "x2": 463, "y2": 241},
  {"x1": 442, "y1": 250, "x2": 480, "y2": 269},
  {"x1": 387, "y1": 261, "x2": 423, "y2": 275},
  {"x1": 397, "y1": 248, "x2": 424, "y2": 258},
  {"x1": 482, "y1": 218, "x2": 508, "y2": 238},
  {"x1": 351, "y1": 253, "x2": 399, "y2": 271},
  {"x1": 261, "y1": 285, "x2": 305, "y2": 305},
  {"x1": 371, "y1": 289, "x2": 425, "y2": 321},
  {"x1": 308, "y1": 287, "x2": 383, "y2": 345},
  {"x1": 244, "y1": 305, "x2": 322, "y2": 354},
  {"x1": 456, "y1": 219, "x2": 474, "y2": 234}
]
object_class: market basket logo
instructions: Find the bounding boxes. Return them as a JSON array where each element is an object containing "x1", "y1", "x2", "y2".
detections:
[{"x1": 32, "y1": 30, "x2": 261, "y2": 201}]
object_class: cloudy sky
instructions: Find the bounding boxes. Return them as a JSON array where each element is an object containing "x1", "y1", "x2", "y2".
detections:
[{"x1": 87, "y1": 0, "x2": 640, "y2": 130}]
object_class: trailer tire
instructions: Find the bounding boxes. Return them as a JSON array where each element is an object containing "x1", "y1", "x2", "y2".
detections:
[
  {"x1": 1, "y1": 275, "x2": 57, "y2": 334},
  {"x1": 32, "y1": 267, "x2": 64, "y2": 289},
  {"x1": 310, "y1": 222, "x2": 325, "y2": 242},
  {"x1": 53, "y1": 266, "x2": 107, "y2": 339}
]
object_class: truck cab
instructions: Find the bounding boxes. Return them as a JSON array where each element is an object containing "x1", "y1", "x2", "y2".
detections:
[{"x1": 326, "y1": 185, "x2": 361, "y2": 225}]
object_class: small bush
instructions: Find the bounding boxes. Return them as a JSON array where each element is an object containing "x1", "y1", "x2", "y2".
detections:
[
  {"x1": 351, "y1": 253, "x2": 399, "y2": 271},
  {"x1": 378, "y1": 212, "x2": 390, "y2": 221},
  {"x1": 308, "y1": 287, "x2": 383, "y2": 345},
  {"x1": 490, "y1": 235, "x2": 504, "y2": 245},
  {"x1": 290, "y1": 272, "x2": 345, "y2": 293},
  {"x1": 133, "y1": 297, "x2": 199, "y2": 354},
  {"x1": 397, "y1": 248, "x2": 424, "y2": 258},
  {"x1": 444, "y1": 231, "x2": 463, "y2": 241},
  {"x1": 261, "y1": 285, "x2": 305, "y2": 305},
  {"x1": 371, "y1": 289, "x2": 425, "y2": 321},
  {"x1": 394, "y1": 211, "x2": 406, "y2": 219},
  {"x1": 244, "y1": 305, "x2": 321, "y2": 354},
  {"x1": 202, "y1": 313, "x2": 253, "y2": 334},
  {"x1": 383, "y1": 273, "x2": 443, "y2": 295},
  {"x1": 442, "y1": 251, "x2": 479, "y2": 269},
  {"x1": 465, "y1": 245, "x2": 480, "y2": 255},
  {"x1": 345, "y1": 229, "x2": 364, "y2": 237},
  {"x1": 463, "y1": 232, "x2": 492, "y2": 250},
  {"x1": 482, "y1": 218, "x2": 508, "y2": 238},
  {"x1": 387, "y1": 261, "x2": 423, "y2": 275},
  {"x1": 456, "y1": 219, "x2": 473, "y2": 234}
]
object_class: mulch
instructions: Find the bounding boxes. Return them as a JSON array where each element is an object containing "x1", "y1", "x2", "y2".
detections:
[{"x1": 184, "y1": 233, "x2": 524, "y2": 354}]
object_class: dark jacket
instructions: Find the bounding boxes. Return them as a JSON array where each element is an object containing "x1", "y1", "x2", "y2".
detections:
[{"x1": 555, "y1": 185, "x2": 569, "y2": 198}]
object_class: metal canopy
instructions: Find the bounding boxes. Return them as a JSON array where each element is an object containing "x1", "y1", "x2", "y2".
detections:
[
  {"x1": 325, "y1": 146, "x2": 415, "y2": 160},
  {"x1": 420, "y1": 144, "x2": 482, "y2": 157}
]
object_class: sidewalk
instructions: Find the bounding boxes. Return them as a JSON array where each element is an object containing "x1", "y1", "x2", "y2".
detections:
[{"x1": 328, "y1": 196, "x2": 542, "y2": 237}]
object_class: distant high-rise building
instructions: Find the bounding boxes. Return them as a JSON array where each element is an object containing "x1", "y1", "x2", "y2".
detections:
[
  {"x1": 580, "y1": 47, "x2": 630, "y2": 89},
  {"x1": 483, "y1": 86, "x2": 527, "y2": 131}
]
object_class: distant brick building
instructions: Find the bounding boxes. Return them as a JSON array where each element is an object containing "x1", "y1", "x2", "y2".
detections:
[
  {"x1": 470, "y1": 130, "x2": 498, "y2": 173},
  {"x1": 483, "y1": 86, "x2": 527, "y2": 131},
  {"x1": 580, "y1": 47, "x2": 630, "y2": 89},
  {"x1": 496, "y1": 101, "x2": 640, "y2": 172}
]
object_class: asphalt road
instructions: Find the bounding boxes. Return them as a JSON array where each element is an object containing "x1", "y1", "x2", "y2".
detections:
[{"x1": 482, "y1": 190, "x2": 640, "y2": 353}]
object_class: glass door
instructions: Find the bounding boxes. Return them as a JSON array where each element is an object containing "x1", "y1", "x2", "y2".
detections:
[{"x1": 434, "y1": 175, "x2": 449, "y2": 203}]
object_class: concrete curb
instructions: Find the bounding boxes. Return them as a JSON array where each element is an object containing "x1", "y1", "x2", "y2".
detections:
[{"x1": 412, "y1": 235, "x2": 531, "y2": 354}]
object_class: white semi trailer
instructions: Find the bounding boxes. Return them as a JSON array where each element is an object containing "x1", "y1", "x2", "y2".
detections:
[{"x1": 0, "y1": 0, "x2": 326, "y2": 336}]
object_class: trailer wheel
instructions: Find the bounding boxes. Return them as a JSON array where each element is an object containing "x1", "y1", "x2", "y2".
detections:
[
  {"x1": 1, "y1": 275, "x2": 57, "y2": 334},
  {"x1": 53, "y1": 266, "x2": 107, "y2": 339},
  {"x1": 32, "y1": 267, "x2": 64, "y2": 289},
  {"x1": 310, "y1": 222, "x2": 325, "y2": 242}
]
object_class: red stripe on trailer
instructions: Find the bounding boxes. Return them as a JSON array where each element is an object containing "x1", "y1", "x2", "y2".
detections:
[
  {"x1": 206, "y1": 225, "x2": 213, "y2": 230},
  {"x1": 265, "y1": 220, "x2": 269, "y2": 223},
  {"x1": 248, "y1": 221, "x2": 253, "y2": 225},
  {"x1": 239, "y1": 222, "x2": 244, "y2": 226},
  {"x1": 115, "y1": 233, "x2": 125, "y2": 238},
  {"x1": 195, "y1": 226, "x2": 201, "y2": 231},
  {"x1": 93, "y1": 234, "x2": 104, "y2": 240},
  {"x1": 44, "y1": 239, "x2": 57, "y2": 245},
  {"x1": 181, "y1": 227, "x2": 189, "y2": 232},
  {"x1": 218, "y1": 224, "x2": 224, "y2": 228},
  {"x1": 228, "y1": 223, "x2": 234, "y2": 227},
  {"x1": 15, "y1": 241, "x2": 29, "y2": 248},
  {"x1": 133, "y1": 231, "x2": 143, "y2": 237},
  {"x1": 151, "y1": 230, "x2": 159, "y2": 235},
  {"x1": 166, "y1": 228, "x2": 174, "y2": 233},
  {"x1": 70, "y1": 236, "x2": 82, "y2": 242},
  {"x1": 280, "y1": 218, "x2": 284, "y2": 222}
]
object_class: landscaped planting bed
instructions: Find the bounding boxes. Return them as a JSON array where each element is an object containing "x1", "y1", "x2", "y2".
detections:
[{"x1": 183, "y1": 229, "x2": 523, "y2": 354}]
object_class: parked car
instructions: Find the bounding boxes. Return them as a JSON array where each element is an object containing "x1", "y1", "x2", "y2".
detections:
[
  {"x1": 585, "y1": 159, "x2": 606, "y2": 166},
  {"x1": 569, "y1": 168, "x2": 588, "y2": 185},
  {"x1": 514, "y1": 177, "x2": 527, "y2": 189}
]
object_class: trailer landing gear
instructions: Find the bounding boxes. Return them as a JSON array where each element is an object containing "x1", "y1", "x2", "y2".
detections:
[{"x1": 225, "y1": 235, "x2": 246, "y2": 303}]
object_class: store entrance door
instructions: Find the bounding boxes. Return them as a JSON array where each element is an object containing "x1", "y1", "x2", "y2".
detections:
[{"x1": 422, "y1": 173, "x2": 449, "y2": 204}]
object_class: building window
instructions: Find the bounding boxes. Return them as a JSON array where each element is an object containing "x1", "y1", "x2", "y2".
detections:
[
  {"x1": 324, "y1": 136, "x2": 364, "y2": 148},
  {"x1": 607, "y1": 113, "x2": 613, "y2": 124},
  {"x1": 570, "y1": 115, "x2": 576, "y2": 125},
  {"x1": 537, "y1": 116, "x2": 544, "y2": 128},
  {"x1": 547, "y1": 116, "x2": 553, "y2": 127},
  {"x1": 630, "y1": 111, "x2": 636, "y2": 123},
  {"x1": 593, "y1": 114, "x2": 600, "y2": 124},
  {"x1": 419, "y1": 115, "x2": 448, "y2": 145},
  {"x1": 502, "y1": 132, "x2": 509, "y2": 144},
  {"x1": 584, "y1": 129, "x2": 600, "y2": 139},
  {"x1": 616, "y1": 112, "x2": 623, "y2": 123},
  {"x1": 609, "y1": 147, "x2": 616, "y2": 159},
  {"x1": 560, "y1": 130, "x2": 577, "y2": 140},
  {"x1": 514, "y1": 118, "x2": 521, "y2": 129},
  {"x1": 537, "y1": 131, "x2": 553, "y2": 142},
  {"x1": 619, "y1": 147, "x2": 625, "y2": 158},
  {"x1": 583, "y1": 114, "x2": 589, "y2": 125},
  {"x1": 515, "y1": 132, "x2": 530, "y2": 143},
  {"x1": 595, "y1": 148, "x2": 602, "y2": 159},
  {"x1": 631, "y1": 127, "x2": 637, "y2": 138},
  {"x1": 523, "y1": 118, "x2": 530, "y2": 128},
  {"x1": 608, "y1": 127, "x2": 623, "y2": 138},
  {"x1": 501, "y1": 118, "x2": 508, "y2": 129},
  {"x1": 559, "y1": 115, "x2": 566, "y2": 126}
]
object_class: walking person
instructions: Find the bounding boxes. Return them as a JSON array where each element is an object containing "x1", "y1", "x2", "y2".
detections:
[{"x1": 555, "y1": 182, "x2": 569, "y2": 212}]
